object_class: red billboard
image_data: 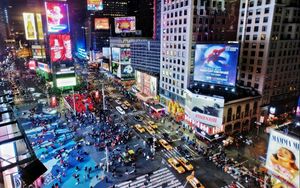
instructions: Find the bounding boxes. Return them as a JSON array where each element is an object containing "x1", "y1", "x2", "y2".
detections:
[{"x1": 49, "y1": 34, "x2": 72, "y2": 63}]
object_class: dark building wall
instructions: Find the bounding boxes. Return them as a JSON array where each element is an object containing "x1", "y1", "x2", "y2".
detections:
[
  {"x1": 153, "y1": 0, "x2": 161, "y2": 40},
  {"x1": 131, "y1": 40, "x2": 160, "y2": 75}
]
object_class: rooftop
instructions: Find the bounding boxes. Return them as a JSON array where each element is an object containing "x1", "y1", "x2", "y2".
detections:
[
  {"x1": 188, "y1": 84, "x2": 261, "y2": 103},
  {"x1": 276, "y1": 121, "x2": 300, "y2": 139}
]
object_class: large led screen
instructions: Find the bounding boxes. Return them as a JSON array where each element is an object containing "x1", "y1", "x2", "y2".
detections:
[
  {"x1": 32, "y1": 45, "x2": 46, "y2": 59},
  {"x1": 115, "y1": 17, "x2": 136, "y2": 33},
  {"x1": 95, "y1": 18, "x2": 109, "y2": 30},
  {"x1": 185, "y1": 90, "x2": 224, "y2": 127},
  {"x1": 121, "y1": 64, "x2": 134, "y2": 80},
  {"x1": 36, "y1": 13, "x2": 44, "y2": 40},
  {"x1": 45, "y1": 2, "x2": 70, "y2": 33},
  {"x1": 111, "y1": 62, "x2": 121, "y2": 78},
  {"x1": 194, "y1": 43, "x2": 239, "y2": 86},
  {"x1": 120, "y1": 48, "x2": 131, "y2": 63},
  {"x1": 111, "y1": 47, "x2": 120, "y2": 62},
  {"x1": 56, "y1": 77, "x2": 76, "y2": 87},
  {"x1": 87, "y1": 0, "x2": 103, "y2": 11},
  {"x1": 23, "y1": 13, "x2": 37, "y2": 40},
  {"x1": 266, "y1": 130, "x2": 300, "y2": 188},
  {"x1": 49, "y1": 34, "x2": 72, "y2": 63},
  {"x1": 135, "y1": 71, "x2": 158, "y2": 97}
]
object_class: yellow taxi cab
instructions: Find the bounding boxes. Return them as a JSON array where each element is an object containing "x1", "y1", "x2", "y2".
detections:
[
  {"x1": 186, "y1": 173, "x2": 205, "y2": 188},
  {"x1": 167, "y1": 158, "x2": 185, "y2": 174},
  {"x1": 159, "y1": 139, "x2": 173, "y2": 151},
  {"x1": 123, "y1": 100, "x2": 131, "y2": 107},
  {"x1": 147, "y1": 121, "x2": 158, "y2": 129},
  {"x1": 134, "y1": 124, "x2": 145, "y2": 133},
  {"x1": 178, "y1": 157, "x2": 194, "y2": 171},
  {"x1": 145, "y1": 126, "x2": 155, "y2": 135}
]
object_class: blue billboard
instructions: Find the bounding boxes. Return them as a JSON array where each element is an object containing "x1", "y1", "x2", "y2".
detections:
[{"x1": 193, "y1": 43, "x2": 239, "y2": 87}]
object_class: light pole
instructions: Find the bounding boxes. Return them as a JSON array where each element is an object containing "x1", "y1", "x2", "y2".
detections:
[{"x1": 72, "y1": 86, "x2": 76, "y2": 115}]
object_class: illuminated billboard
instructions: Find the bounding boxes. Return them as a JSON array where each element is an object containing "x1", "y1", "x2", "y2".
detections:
[
  {"x1": 45, "y1": 2, "x2": 70, "y2": 33},
  {"x1": 49, "y1": 34, "x2": 72, "y2": 63},
  {"x1": 120, "y1": 48, "x2": 131, "y2": 63},
  {"x1": 36, "y1": 13, "x2": 44, "y2": 40},
  {"x1": 56, "y1": 77, "x2": 76, "y2": 87},
  {"x1": 38, "y1": 62, "x2": 51, "y2": 73},
  {"x1": 111, "y1": 62, "x2": 121, "y2": 78},
  {"x1": 297, "y1": 97, "x2": 300, "y2": 117},
  {"x1": 194, "y1": 43, "x2": 239, "y2": 86},
  {"x1": 111, "y1": 47, "x2": 120, "y2": 62},
  {"x1": 23, "y1": 13, "x2": 37, "y2": 40},
  {"x1": 115, "y1": 17, "x2": 136, "y2": 33},
  {"x1": 87, "y1": 0, "x2": 103, "y2": 11},
  {"x1": 185, "y1": 90, "x2": 224, "y2": 127},
  {"x1": 102, "y1": 47, "x2": 110, "y2": 59},
  {"x1": 102, "y1": 62, "x2": 110, "y2": 71},
  {"x1": 266, "y1": 130, "x2": 300, "y2": 188},
  {"x1": 121, "y1": 64, "x2": 134, "y2": 80},
  {"x1": 95, "y1": 18, "x2": 109, "y2": 30},
  {"x1": 28, "y1": 60, "x2": 36, "y2": 70},
  {"x1": 135, "y1": 71, "x2": 158, "y2": 97},
  {"x1": 32, "y1": 45, "x2": 46, "y2": 59}
]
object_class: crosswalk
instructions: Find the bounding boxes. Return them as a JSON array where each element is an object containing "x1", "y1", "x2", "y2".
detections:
[
  {"x1": 221, "y1": 181, "x2": 245, "y2": 188},
  {"x1": 114, "y1": 167, "x2": 183, "y2": 188}
]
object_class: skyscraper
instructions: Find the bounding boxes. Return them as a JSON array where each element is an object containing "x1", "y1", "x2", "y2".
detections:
[
  {"x1": 237, "y1": 0, "x2": 300, "y2": 115},
  {"x1": 159, "y1": 0, "x2": 239, "y2": 106},
  {"x1": 0, "y1": 0, "x2": 8, "y2": 54}
]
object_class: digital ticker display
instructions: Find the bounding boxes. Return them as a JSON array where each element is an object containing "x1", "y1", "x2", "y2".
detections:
[{"x1": 193, "y1": 43, "x2": 239, "y2": 87}]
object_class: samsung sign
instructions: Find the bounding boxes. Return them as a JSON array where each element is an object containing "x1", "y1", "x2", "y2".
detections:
[{"x1": 185, "y1": 89, "x2": 224, "y2": 127}]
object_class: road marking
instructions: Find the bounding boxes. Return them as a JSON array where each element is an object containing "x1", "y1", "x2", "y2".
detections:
[{"x1": 134, "y1": 144, "x2": 139, "y2": 147}]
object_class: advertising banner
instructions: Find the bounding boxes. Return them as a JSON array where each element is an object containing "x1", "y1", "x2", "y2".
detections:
[
  {"x1": 111, "y1": 62, "x2": 120, "y2": 77},
  {"x1": 115, "y1": 17, "x2": 136, "y2": 33},
  {"x1": 56, "y1": 77, "x2": 76, "y2": 87},
  {"x1": 87, "y1": 0, "x2": 103, "y2": 11},
  {"x1": 36, "y1": 13, "x2": 44, "y2": 40},
  {"x1": 135, "y1": 71, "x2": 158, "y2": 97},
  {"x1": 120, "y1": 48, "x2": 131, "y2": 64},
  {"x1": 102, "y1": 62, "x2": 110, "y2": 71},
  {"x1": 38, "y1": 62, "x2": 51, "y2": 73},
  {"x1": 45, "y1": 2, "x2": 70, "y2": 33},
  {"x1": 28, "y1": 60, "x2": 36, "y2": 70},
  {"x1": 296, "y1": 97, "x2": 300, "y2": 117},
  {"x1": 149, "y1": 76, "x2": 158, "y2": 96},
  {"x1": 32, "y1": 45, "x2": 46, "y2": 59},
  {"x1": 95, "y1": 18, "x2": 109, "y2": 30},
  {"x1": 102, "y1": 47, "x2": 111, "y2": 59},
  {"x1": 121, "y1": 64, "x2": 134, "y2": 80},
  {"x1": 136, "y1": 71, "x2": 142, "y2": 92},
  {"x1": 111, "y1": 47, "x2": 120, "y2": 62},
  {"x1": 49, "y1": 34, "x2": 72, "y2": 63},
  {"x1": 185, "y1": 90, "x2": 224, "y2": 127},
  {"x1": 23, "y1": 13, "x2": 37, "y2": 40},
  {"x1": 266, "y1": 130, "x2": 300, "y2": 188},
  {"x1": 194, "y1": 43, "x2": 239, "y2": 86}
]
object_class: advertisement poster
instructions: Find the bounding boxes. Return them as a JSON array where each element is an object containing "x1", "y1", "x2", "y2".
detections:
[
  {"x1": 194, "y1": 43, "x2": 239, "y2": 86},
  {"x1": 102, "y1": 47, "x2": 111, "y2": 59},
  {"x1": 266, "y1": 130, "x2": 300, "y2": 188},
  {"x1": 136, "y1": 71, "x2": 142, "y2": 92},
  {"x1": 149, "y1": 76, "x2": 157, "y2": 96},
  {"x1": 45, "y1": 2, "x2": 70, "y2": 33},
  {"x1": 95, "y1": 18, "x2": 109, "y2": 30},
  {"x1": 121, "y1": 64, "x2": 134, "y2": 80},
  {"x1": 23, "y1": 13, "x2": 37, "y2": 40},
  {"x1": 32, "y1": 45, "x2": 46, "y2": 59},
  {"x1": 115, "y1": 17, "x2": 136, "y2": 33},
  {"x1": 111, "y1": 47, "x2": 120, "y2": 62},
  {"x1": 185, "y1": 90, "x2": 224, "y2": 127},
  {"x1": 111, "y1": 62, "x2": 120, "y2": 77},
  {"x1": 28, "y1": 60, "x2": 36, "y2": 70},
  {"x1": 102, "y1": 62, "x2": 109, "y2": 71},
  {"x1": 56, "y1": 77, "x2": 76, "y2": 87},
  {"x1": 143, "y1": 74, "x2": 150, "y2": 96},
  {"x1": 120, "y1": 48, "x2": 131, "y2": 63},
  {"x1": 36, "y1": 13, "x2": 44, "y2": 40},
  {"x1": 49, "y1": 34, "x2": 72, "y2": 63},
  {"x1": 87, "y1": 0, "x2": 103, "y2": 11},
  {"x1": 38, "y1": 62, "x2": 50, "y2": 73}
]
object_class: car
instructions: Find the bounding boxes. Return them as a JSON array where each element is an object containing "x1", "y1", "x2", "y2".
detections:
[
  {"x1": 27, "y1": 87, "x2": 35, "y2": 92},
  {"x1": 159, "y1": 139, "x2": 173, "y2": 151},
  {"x1": 178, "y1": 157, "x2": 194, "y2": 171},
  {"x1": 115, "y1": 100, "x2": 122, "y2": 105},
  {"x1": 186, "y1": 174, "x2": 205, "y2": 188},
  {"x1": 145, "y1": 126, "x2": 155, "y2": 135},
  {"x1": 134, "y1": 124, "x2": 145, "y2": 133},
  {"x1": 133, "y1": 115, "x2": 144, "y2": 122},
  {"x1": 116, "y1": 106, "x2": 125, "y2": 115},
  {"x1": 121, "y1": 104, "x2": 128, "y2": 110},
  {"x1": 177, "y1": 146, "x2": 192, "y2": 159},
  {"x1": 147, "y1": 121, "x2": 158, "y2": 129},
  {"x1": 167, "y1": 158, "x2": 185, "y2": 174},
  {"x1": 162, "y1": 133, "x2": 173, "y2": 143},
  {"x1": 123, "y1": 100, "x2": 131, "y2": 107}
]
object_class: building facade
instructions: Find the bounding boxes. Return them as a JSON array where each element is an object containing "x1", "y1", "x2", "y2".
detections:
[
  {"x1": 159, "y1": 0, "x2": 239, "y2": 107},
  {"x1": 237, "y1": 0, "x2": 300, "y2": 115}
]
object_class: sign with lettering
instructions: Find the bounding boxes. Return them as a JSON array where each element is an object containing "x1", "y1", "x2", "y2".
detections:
[{"x1": 266, "y1": 130, "x2": 300, "y2": 188}]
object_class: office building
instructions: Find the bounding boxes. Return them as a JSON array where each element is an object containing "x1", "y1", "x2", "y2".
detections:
[
  {"x1": 159, "y1": 0, "x2": 239, "y2": 106},
  {"x1": 153, "y1": 0, "x2": 161, "y2": 40},
  {"x1": 237, "y1": 0, "x2": 300, "y2": 116},
  {"x1": 0, "y1": 1, "x2": 8, "y2": 54}
]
